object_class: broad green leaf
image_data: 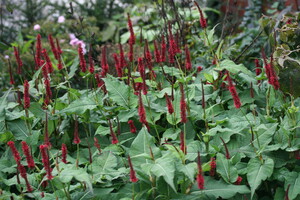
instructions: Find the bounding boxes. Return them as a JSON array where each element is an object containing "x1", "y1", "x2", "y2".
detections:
[
  {"x1": 191, "y1": 176, "x2": 250, "y2": 199},
  {"x1": 151, "y1": 154, "x2": 176, "y2": 192},
  {"x1": 7, "y1": 119, "x2": 29, "y2": 140},
  {"x1": 216, "y1": 153, "x2": 238, "y2": 183},
  {"x1": 166, "y1": 90, "x2": 181, "y2": 125},
  {"x1": 103, "y1": 76, "x2": 138, "y2": 108},
  {"x1": 60, "y1": 97, "x2": 97, "y2": 114},
  {"x1": 129, "y1": 127, "x2": 159, "y2": 166},
  {"x1": 68, "y1": 56, "x2": 79, "y2": 79},
  {"x1": 0, "y1": 89, "x2": 11, "y2": 122},
  {"x1": 284, "y1": 172, "x2": 300, "y2": 200},
  {"x1": 247, "y1": 157, "x2": 274, "y2": 199},
  {"x1": 95, "y1": 125, "x2": 110, "y2": 136},
  {"x1": 219, "y1": 59, "x2": 253, "y2": 76},
  {"x1": 176, "y1": 162, "x2": 197, "y2": 182}
]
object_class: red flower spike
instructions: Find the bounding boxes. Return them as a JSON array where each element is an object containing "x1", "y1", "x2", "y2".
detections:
[
  {"x1": 194, "y1": 1, "x2": 207, "y2": 29},
  {"x1": 113, "y1": 53, "x2": 122, "y2": 77},
  {"x1": 180, "y1": 83, "x2": 187, "y2": 123},
  {"x1": 234, "y1": 176, "x2": 243, "y2": 185},
  {"x1": 220, "y1": 137, "x2": 230, "y2": 159},
  {"x1": 180, "y1": 131, "x2": 186, "y2": 154},
  {"x1": 226, "y1": 72, "x2": 241, "y2": 109},
  {"x1": 101, "y1": 46, "x2": 109, "y2": 77},
  {"x1": 128, "y1": 156, "x2": 138, "y2": 182},
  {"x1": 144, "y1": 39, "x2": 153, "y2": 69},
  {"x1": 56, "y1": 38, "x2": 63, "y2": 70},
  {"x1": 119, "y1": 44, "x2": 127, "y2": 68},
  {"x1": 127, "y1": 13, "x2": 135, "y2": 45},
  {"x1": 42, "y1": 49, "x2": 54, "y2": 73},
  {"x1": 61, "y1": 143, "x2": 67, "y2": 164},
  {"x1": 21, "y1": 141, "x2": 35, "y2": 169},
  {"x1": 56, "y1": 38, "x2": 63, "y2": 55},
  {"x1": 128, "y1": 41, "x2": 134, "y2": 62},
  {"x1": 167, "y1": 22, "x2": 176, "y2": 64},
  {"x1": 44, "y1": 79, "x2": 52, "y2": 107},
  {"x1": 23, "y1": 80, "x2": 30, "y2": 109},
  {"x1": 138, "y1": 57, "x2": 147, "y2": 95},
  {"x1": 88, "y1": 44, "x2": 95, "y2": 74},
  {"x1": 209, "y1": 157, "x2": 216, "y2": 177},
  {"x1": 160, "y1": 35, "x2": 166, "y2": 62},
  {"x1": 95, "y1": 73, "x2": 107, "y2": 93},
  {"x1": 197, "y1": 66, "x2": 203, "y2": 72},
  {"x1": 109, "y1": 120, "x2": 118, "y2": 144},
  {"x1": 13, "y1": 46, "x2": 23, "y2": 74},
  {"x1": 41, "y1": 61, "x2": 48, "y2": 79},
  {"x1": 44, "y1": 113, "x2": 51, "y2": 147},
  {"x1": 255, "y1": 59, "x2": 262, "y2": 84},
  {"x1": 153, "y1": 40, "x2": 160, "y2": 63},
  {"x1": 185, "y1": 44, "x2": 192, "y2": 70},
  {"x1": 196, "y1": 151, "x2": 204, "y2": 189},
  {"x1": 94, "y1": 137, "x2": 101, "y2": 153},
  {"x1": 73, "y1": 119, "x2": 81, "y2": 144},
  {"x1": 138, "y1": 92, "x2": 148, "y2": 127},
  {"x1": 128, "y1": 120, "x2": 137, "y2": 133},
  {"x1": 294, "y1": 150, "x2": 300, "y2": 160},
  {"x1": 7, "y1": 141, "x2": 21, "y2": 164},
  {"x1": 78, "y1": 43, "x2": 87, "y2": 73},
  {"x1": 39, "y1": 144, "x2": 53, "y2": 180},
  {"x1": 165, "y1": 93, "x2": 174, "y2": 114},
  {"x1": 48, "y1": 34, "x2": 58, "y2": 60},
  {"x1": 35, "y1": 34, "x2": 42, "y2": 69}
]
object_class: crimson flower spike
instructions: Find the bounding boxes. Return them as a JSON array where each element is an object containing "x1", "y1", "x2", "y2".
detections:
[
  {"x1": 13, "y1": 46, "x2": 23, "y2": 74},
  {"x1": 44, "y1": 79, "x2": 52, "y2": 107},
  {"x1": 153, "y1": 40, "x2": 160, "y2": 63},
  {"x1": 196, "y1": 151, "x2": 205, "y2": 189},
  {"x1": 160, "y1": 35, "x2": 166, "y2": 62},
  {"x1": 127, "y1": 13, "x2": 135, "y2": 45},
  {"x1": 7, "y1": 141, "x2": 21, "y2": 164},
  {"x1": 138, "y1": 57, "x2": 147, "y2": 95},
  {"x1": 109, "y1": 120, "x2": 118, "y2": 144},
  {"x1": 19, "y1": 163, "x2": 33, "y2": 192},
  {"x1": 56, "y1": 38, "x2": 63, "y2": 70},
  {"x1": 101, "y1": 45, "x2": 109, "y2": 77},
  {"x1": 39, "y1": 144, "x2": 53, "y2": 180},
  {"x1": 144, "y1": 39, "x2": 152, "y2": 68},
  {"x1": 48, "y1": 34, "x2": 58, "y2": 60},
  {"x1": 113, "y1": 53, "x2": 122, "y2": 77},
  {"x1": 21, "y1": 141, "x2": 35, "y2": 169},
  {"x1": 119, "y1": 44, "x2": 127, "y2": 68},
  {"x1": 73, "y1": 118, "x2": 81, "y2": 144},
  {"x1": 88, "y1": 44, "x2": 95, "y2": 74},
  {"x1": 226, "y1": 71, "x2": 241, "y2": 109},
  {"x1": 128, "y1": 155, "x2": 138, "y2": 182},
  {"x1": 165, "y1": 93, "x2": 174, "y2": 114},
  {"x1": 209, "y1": 157, "x2": 216, "y2": 177},
  {"x1": 220, "y1": 137, "x2": 230, "y2": 159},
  {"x1": 185, "y1": 44, "x2": 192, "y2": 70},
  {"x1": 61, "y1": 143, "x2": 67, "y2": 164},
  {"x1": 44, "y1": 113, "x2": 51, "y2": 147},
  {"x1": 23, "y1": 80, "x2": 30, "y2": 109},
  {"x1": 180, "y1": 131, "x2": 186, "y2": 154},
  {"x1": 128, "y1": 120, "x2": 137, "y2": 133},
  {"x1": 42, "y1": 49, "x2": 54, "y2": 73},
  {"x1": 35, "y1": 34, "x2": 42, "y2": 69},
  {"x1": 94, "y1": 137, "x2": 101, "y2": 154},
  {"x1": 255, "y1": 59, "x2": 262, "y2": 84},
  {"x1": 180, "y1": 83, "x2": 187, "y2": 123},
  {"x1": 194, "y1": 1, "x2": 207, "y2": 29},
  {"x1": 78, "y1": 43, "x2": 87, "y2": 73},
  {"x1": 167, "y1": 22, "x2": 176, "y2": 64}
]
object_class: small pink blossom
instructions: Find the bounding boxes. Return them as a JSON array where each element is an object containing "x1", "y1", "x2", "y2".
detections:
[
  {"x1": 4, "y1": 55, "x2": 9, "y2": 59},
  {"x1": 34, "y1": 24, "x2": 41, "y2": 30},
  {"x1": 58, "y1": 16, "x2": 65, "y2": 23}
]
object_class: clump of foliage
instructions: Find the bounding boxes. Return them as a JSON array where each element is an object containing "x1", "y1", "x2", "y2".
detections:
[{"x1": 0, "y1": 1, "x2": 300, "y2": 200}]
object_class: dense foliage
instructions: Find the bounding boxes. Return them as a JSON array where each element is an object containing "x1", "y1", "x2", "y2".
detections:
[{"x1": 0, "y1": 1, "x2": 300, "y2": 200}]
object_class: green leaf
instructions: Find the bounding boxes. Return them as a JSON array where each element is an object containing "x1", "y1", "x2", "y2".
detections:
[
  {"x1": 60, "y1": 97, "x2": 97, "y2": 114},
  {"x1": 247, "y1": 157, "x2": 274, "y2": 199},
  {"x1": 191, "y1": 176, "x2": 250, "y2": 199},
  {"x1": 95, "y1": 125, "x2": 110, "y2": 136},
  {"x1": 177, "y1": 162, "x2": 197, "y2": 182},
  {"x1": 216, "y1": 153, "x2": 238, "y2": 183},
  {"x1": 219, "y1": 59, "x2": 253, "y2": 76},
  {"x1": 7, "y1": 119, "x2": 29, "y2": 140},
  {"x1": 129, "y1": 127, "x2": 159, "y2": 166},
  {"x1": 151, "y1": 154, "x2": 176, "y2": 192},
  {"x1": 103, "y1": 76, "x2": 138, "y2": 108},
  {"x1": 68, "y1": 57, "x2": 79, "y2": 79},
  {"x1": 284, "y1": 172, "x2": 300, "y2": 200},
  {"x1": 0, "y1": 89, "x2": 11, "y2": 122}
]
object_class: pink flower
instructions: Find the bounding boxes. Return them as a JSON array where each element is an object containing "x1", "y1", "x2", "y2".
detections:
[
  {"x1": 4, "y1": 55, "x2": 9, "y2": 59},
  {"x1": 58, "y1": 16, "x2": 65, "y2": 23},
  {"x1": 34, "y1": 24, "x2": 41, "y2": 30}
]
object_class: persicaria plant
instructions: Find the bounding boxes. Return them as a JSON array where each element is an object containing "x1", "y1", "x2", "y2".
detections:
[{"x1": 1, "y1": 1, "x2": 300, "y2": 200}]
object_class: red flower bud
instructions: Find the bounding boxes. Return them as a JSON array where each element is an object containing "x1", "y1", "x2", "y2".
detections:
[
  {"x1": 73, "y1": 119, "x2": 81, "y2": 144},
  {"x1": 128, "y1": 155, "x2": 138, "y2": 182},
  {"x1": 42, "y1": 49, "x2": 54, "y2": 73},
  {"x1": 109, "y1": 120, "x2": 118, "y2": 144},
  {"x1": 61, "y1": 143, "x2": 67, "y2": 164},
  {"x1": 94, "y1": 137, "x2": 101, "y2": 154},
  {"x1": 21, "y1": 141, "x2": 35, "y2": 169},
  {"x1": 160, "y1": 35, "x2": 166, "y2": 62},
  {"x1": 180, "y1": 131, "x2": 186, "y2": 154},
  {"x1": 113, "y1": 53, "x2": 122, "y2": 77},
  {"x1": 23, "y1": 80, "x2": 30, "y2": 109},
  {"x1": 48, "y1": 34, "x2": 58, "y2": 60},
  {"x1": 234, "y1": 176, "x2": 243, "y2": 185},
  {"x1": 194, "y1": 1, "x2": 207, "y2": 29},
  {"x1": 101, "y1": 46, "x2": 109, "y2": 77},
  {"x1": 40, "y1": 144, "x2": 53, "y2": 180},
  {"x1": 226, "y1": 72, "x2": 241, "y2": 109},
  {"x1": 119, "y1": 44, "x2": 127, "y2": 68},
  {"x1": 56, "y1": 38, "x2": 63, "y2": 70},
  {"x1": 153, "y1": 40, "x2": 160, "y2": 63},
  {"x1": 128, "y1": 120, "x2": 137, "y2": 133},
  {"x1": 35, "y1": 34, "x2": 42, "y2": 69},
  {"x1": 127, "y1": 13, "x2": 135, "y2": 45},
  {"x1": 78, "y1": 43, "x2": 86, "y2": 73},
  {"x1": 196, "y1": 152, "x2": 204, "y2": 189},
  {"x1": 7, "y1": 141, "x2": 21, "y2": 164},
  {"x1": 13, "y1": 46, "x2": 23, "y2": 74},
  {"x1": 220, "y1": 137, "x2": 230, "y2": 159},
  {"x1": 44, "y1": 79, "x2": 52, "y2": 107},
  {"x1": 165, "y1": 93, "x2": 174, "y2": 114},
  {"x1": 209, "y1": 157, "x2": 216, "y2": 177},
  {"x1": 7, "y1": 59, "x2": 15, "y2": 85},
  {"x1": 138, "y1": 92, "x2": 148, "y2": 127},
  {"x1": 197, "y1": 66, "x2": 203, "y2": 72}
]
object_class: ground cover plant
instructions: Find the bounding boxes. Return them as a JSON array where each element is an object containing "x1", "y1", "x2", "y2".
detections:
[{"x1": 0, "y1": 1, "x2": 300, "y2": 200}]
